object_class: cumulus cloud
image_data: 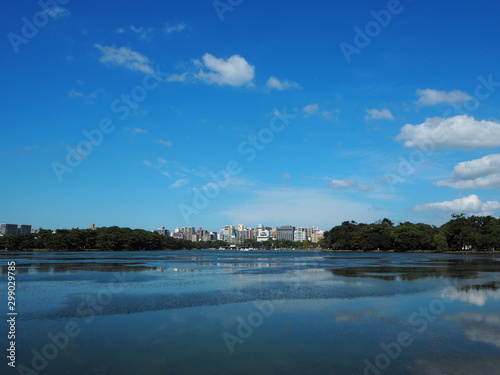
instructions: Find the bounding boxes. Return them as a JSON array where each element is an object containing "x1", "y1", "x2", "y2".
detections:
[
  {"x1": 266, "y1": 76, "x2": 301, "y2": 90},
  {"x1": 396, "y1": 115, "x2": 500, "y2": 150},
  {"x1": 131, "y1": 128, "x2": 148, "y2": 134},
  {"x1": 94, "y1": 44, "x2": 153, "y2": 74},
  {"x1": 220, "y1": 187, "x2": 389, "y2": 228},
  {"x1": 365, "y1": 108, "x2": 394, "y2": 121},
  {"x1": 195, "y1": 53, "x2": 255, "y2": 87},
  {"x1": 414, "y1": 194, "x2": 500, "y2": 216},
  {"x1": 436, "y1": 154, "x2": 500, "y2": 189},
  {"x1": 416, "y1": 89, "x2": 472, "y2": 106},
  {"x1": 330, "y1": 179, "x2": 372, "y2": 191}
]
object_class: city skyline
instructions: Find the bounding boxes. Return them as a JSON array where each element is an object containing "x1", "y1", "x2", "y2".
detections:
[
  {"x1": 1, "y1": 221, "x2": 325, "y2": 244},
  {"x1": 2, "y1": 1, "x2": 500, "y2": 231}
]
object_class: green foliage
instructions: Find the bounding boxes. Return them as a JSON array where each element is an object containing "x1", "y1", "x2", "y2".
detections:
[
  {"x1": 321, "y1": 215, "x2": 500, "y2": 252},
  {"x1": 321, "y1": 219, "x2": 394, "y2": 251},
  {"x1": 0, "y1": 227, "x2": 229, "y2": 251},
  {"x1": 391, "y1": 222, "x2": 437, "y2": 251},
  {"x1": 2, "y1": 214, "x2": 500, "y2": 252},
  {"x1": 433, "y1": 232, "x2": 448, "y2": 251}
]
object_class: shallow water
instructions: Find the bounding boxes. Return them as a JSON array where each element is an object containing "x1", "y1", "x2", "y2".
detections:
[{"x1": 1, "y1": 250, "x2": 500, "y2": 374}]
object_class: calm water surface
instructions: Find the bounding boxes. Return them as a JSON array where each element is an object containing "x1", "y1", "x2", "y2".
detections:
[{"x1": 1, "y1": 250, "x2": 500, "y2": 375}]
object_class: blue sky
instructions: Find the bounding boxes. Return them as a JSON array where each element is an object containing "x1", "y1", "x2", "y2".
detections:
[{"x1": 2, "y1": 0, "x2": 500, "y2": 231}]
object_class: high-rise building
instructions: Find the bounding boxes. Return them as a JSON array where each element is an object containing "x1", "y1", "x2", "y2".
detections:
[
  {"x1": 236, "y1": 228, "x2": 252, "y2": 243},
  {"x1": 276, "y1": 225, "x2": 295, "y2": 241},
  {"x1": 294, "y1": 228, "x2": 307, "y2": 242},
  {"x1": 223, "y1": 225, "x2": 235, "y2": 242},
  {"x1": 154, "y1": 227, "x2": 170, "y2": 237},
  {"x1": 256, "y1": 229, "x2": 271, "y2": 242},
  {"x1": 172, "y1": 232, "x2": 185, "y2": 239},
  {"x1": 311, "y1": 231, "x2": 324, "y2": 244},
  {"x1": 182, "y1": 227, "x2": 195, "y2": 236},
  {"x1": 0, "y1": 224, "x2": 32, "y2": 235}
]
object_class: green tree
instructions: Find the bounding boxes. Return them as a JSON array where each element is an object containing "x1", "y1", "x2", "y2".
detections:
[{"x1": 433, "y1": 232, "x2": 448, "y2": 251}]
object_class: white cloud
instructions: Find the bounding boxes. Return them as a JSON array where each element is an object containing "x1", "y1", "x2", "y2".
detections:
[
  {"x1": 321, "y1": 110, "x2": 340, "y2": 121},
  {"x1": 303, "y1": 103, "x2": 319, "y2": 115},
  {"x1": 195, "y1": 54, "x2": 255, "y2": 87},
  {"x1": 166, "y1": 73, "x2": 188, "y2": 82},
  {"x1": 266, "y1": 76, "x2": 301, "y2": 90},
  {"x1": 445, "y1": 289, "x2": 500, "y2": 307},
  {"x1": 330, "y1": 179, "x2": 372, "y2": 191},
  {"x1": 164, "y1": 22, "x2": 186, "y2": 33},
  {"x1": 87, "y1": 88, "x2": 104, "y2": 99},
  {"x1": 199, "y1": 177, "x2": 252, "y2": 192},
  {"x1": 416, "y1": 89, "x2": 472, "y2": 106},
  {"x1": 365, "y1": 108, "x2": 394, "y2": 121},
  {"x1": 396, "y1": 115, "x2": 500, "y2": 150},
  {"x1": 94, "y1": 44, "x2": 153, "y2": 74},
  {"x1": 302, "y1": 104, "x2": 338, "y2": 121},
  {"x1": 132, "y1": 128, "x2": 148, "y2": 134},
  {"x1": 68, "y1": 90, "x2": 83, "y2": 98},
  {"x1": 68, "y1": 88, "x2": 104, "y2": 103},
  {"x1": 283, "y1": 173, "x2": 291, "y2": 179},
  {"x1": 129, "y1": 25, "x2": 154, "y2": 41},
  {"x1": 436, "y1": 154, "x2": 500, "y2": 189},
  {"x1": 414, "y1": 194, "x2": 500, "y2": 216},
  {"x1": 157, "y1": 140, "x2": 173, "y2": 146},
  {"x1": 220, "y1": 187, "x2": 390, "y2": 229},
  {"x1": 170, "y1": 178, "x2": 190, "y2": 188},
  {"x1": 44, "y1": 6, "x2": 70, "y2": 18}
]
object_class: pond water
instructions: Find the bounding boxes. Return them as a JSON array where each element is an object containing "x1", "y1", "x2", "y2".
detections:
[{"x1": 1, "y1": 250, "x2": 500, "y2": 375}]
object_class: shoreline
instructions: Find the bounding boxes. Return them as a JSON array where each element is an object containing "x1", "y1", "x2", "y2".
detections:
[{"x1": 1, "y1": 248, "x2": 497, "y2": 254}]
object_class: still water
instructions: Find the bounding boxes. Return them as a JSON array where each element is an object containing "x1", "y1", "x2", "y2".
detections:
[{"x1": 1, "y1": 250, "x2": 500, "y2": 375}]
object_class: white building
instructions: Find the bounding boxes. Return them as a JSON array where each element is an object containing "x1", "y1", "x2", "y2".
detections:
[
  {"x1": 294, "y1": 228, "x2": 307, "y2": 242},
  {"x1": 257, "y1": 229, "x2": 271, "y2": 242}
]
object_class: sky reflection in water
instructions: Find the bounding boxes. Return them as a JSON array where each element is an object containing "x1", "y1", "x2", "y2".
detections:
[{"x1": 1, "y1": 250, "x2": 500, "y2": 375}]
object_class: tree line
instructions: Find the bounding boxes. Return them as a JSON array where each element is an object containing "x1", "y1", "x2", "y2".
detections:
[
  {"x1": 1, "y1": 214, "x2": 499, "y2": 251},
  {"x1": 319, "y1": 215, "x2": 500, "y2": 251},
  {"x1": 0, "y1": 226, "x2": 228, "y2": 251}
]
